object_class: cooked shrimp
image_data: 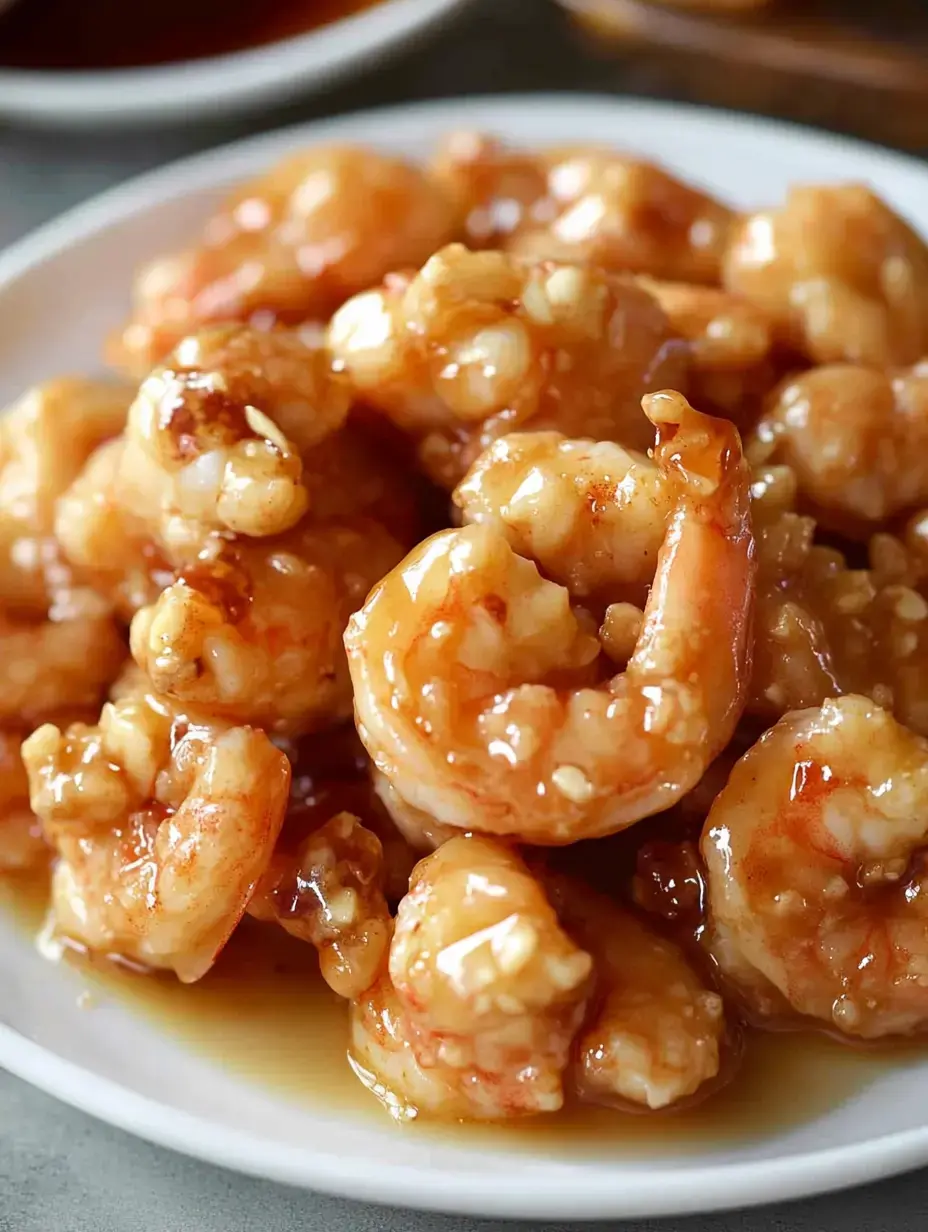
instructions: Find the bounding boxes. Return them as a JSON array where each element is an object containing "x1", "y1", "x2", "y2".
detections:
[
  {"x1": 749, "y1": 362, "x2": 928, "y2": 533},
  {"x1": 371, "y1": 770, "x2": 457, "y2": 855},
  {"x1": 277, "y1": 723, "x2": 417, "y2": 904},
  {"x1": 430, "y1": 137, "x2": 735, "y2": 283},
  {"x1": 55, "y1": 423, "x2": 420, "y2": 624},
  {"x1": 130, "y1": 516, "x2": 404, "y2": 734},
  {"x1": 21, "y1": 682, "x2": 290, "y2": 981},
  {"x1": 511, "y1": 148, "x2": 735, "y2": 283},
  {"x1": 750, "y1": 505, "x2": 928, "y2": 735},
  {"x1": 0, "y1": 378, "x2": 132, "y2": 613},
  {"x1": 703, "y1": 696, "x2": 928, "y2": 1037},
  {"x1": 454, "y1": 430, "x2": 673, "y2": 605},
  {"x1": 428, "y1": 131, "x2": 553, "y2": 250},
  {"x1": 126, "y1": 325, "x2": 350, "y2": 544},
  {"x1": 347, "y1": 391, "x2": 755, "y2": 844},
  {"x1": 108, "y1": 146, "x2": 457, "y2": 377},
  {"x1": 350, "y1": 835, "x2": 592, "y2": 1120},
  {"x1": 328, "y1": 244, "x2": 688, "y2": 486},
  {"x1": 249, "y1": 811, "x2": 391, "y2": 999},
  {"x1": 0, "y1": 613, "x2": 125, "y2": 725},
  {"x1": 723, "y1": 185, "x2": 928, "y2": 366},
  {"x1": 0, "y1": 727, "x2": 45, "y2": 871},
  {"x1": 53, "y1": 436, "x2": 173, "y2": 620},
  {"x1": 637, "y1": 278, "x2": 778, "y2": 423},
  {"x1": 544, "y1": 872, "x2": 726, "y2": 1110}
]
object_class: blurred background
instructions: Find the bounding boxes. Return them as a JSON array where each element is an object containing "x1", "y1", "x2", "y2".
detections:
[{"x1": 1, "y1": 0, "x2": 927, "y2": 249}]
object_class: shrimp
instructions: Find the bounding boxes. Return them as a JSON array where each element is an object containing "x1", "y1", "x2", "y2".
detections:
[
  {"x1": 636, "y1": 278, "x2": 779, "y2": 424},
  {"x1": 454, "y1": 430, "x2": 673, "y2": 606},
  {"x1": 347, "y1": 391, "x2": 755, "y2": 844},
  {"x1": 749, "y1": 362, "x2": 928, "y2": 533},
  {"x1": 108, "y1": 146, "x2": 457, "y2": 377},
  {"x1": 544, "y1": 872, "x2": 726, "y2": 1110},
  {"x1": 0, "y1": 613, "x2": 125, "y2": 725},
  {"x1": 248, "y1": 811, "x2": 392, "y2": 999},
  {"x1": 276, "y1": 723, "x2": 418, "y2": 903},
  {"x1": 0, "y1": 377, "x2": 133, "y2": 613},
  {"x1": 126, "y1": 325, "x2": 350, "y2": 544},
  {"x1": 371, "y1": 770, "x2": 457, "y2": 855},
  {"x1": 430, "y1": 136, "x2": 736, "y2": 283},
  {"x1": 129, "y1": 516, "x2": 405, "y2": 734},
  {"x1": 55, "y1": 422, "x2": 420, "y2": 625},
  {"x1": 0, "y1": 727, "x2": 46, "y2": 871},
  {"x1": 702, "y1": 695, "x2": 928, "y2": 1038},
  {"x1": 723, "y1": 184, "x2": 928, "y2": 366},
  {"x1": 327, "y1": 244, "x2": 688, "y2": 486},
  {"x1": 21, "y1": 680, "x2": 290, "y2": 981},
  {"x1": 749, "y1": 500, "x2": 928, "y2": 735},
  {"x1": 428, "y1": 131, "x2": 552, "y2": 250},
  {"x1": 349, "y1": 835, "x2": 592, "y2": 1120},
  {"x1": 53, "y1": 436, "x2": 174, "y2": 620}
]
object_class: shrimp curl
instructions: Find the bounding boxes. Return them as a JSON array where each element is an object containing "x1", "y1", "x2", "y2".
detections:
[{"x1": 346, "y1": 391, "x2": 755, "y2": 844}]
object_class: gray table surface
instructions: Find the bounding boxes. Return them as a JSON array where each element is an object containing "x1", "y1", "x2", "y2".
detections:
[{"x1": 2, "y1": 1, "x2": 927, "y2": 1228}]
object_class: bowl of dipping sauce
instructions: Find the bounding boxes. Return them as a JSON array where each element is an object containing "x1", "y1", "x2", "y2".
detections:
[{"x1": 0, "y1": 0, "x2": 470, "y2": 127}]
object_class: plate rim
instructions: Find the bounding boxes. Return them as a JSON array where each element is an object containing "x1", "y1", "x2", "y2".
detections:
[
  {"x1": 0, "y1": 0, "x2": 470, "y2": 125},
  {"x1": 5, "y1": 1013, "x2": 928, "y2": 1220},
  {"x1": 3, "y1": 92, "x2": 928, "y2": 1218},
  {"x1": 2, "y1": 91, "x2": 928, "y2": 283}
]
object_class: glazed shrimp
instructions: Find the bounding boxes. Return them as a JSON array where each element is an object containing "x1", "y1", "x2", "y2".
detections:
[
  {"x1": 703, "y1": 695, "x2": 928, "y2": 1037},
  {"x1": 349, "y1": 835, "x2": 592, "y2": 1120},
  {"x1": 130, "y1": 516, "x2": 405, "y2": 734},
  {"x1": 430, "y1": 137, "x2": 736, "y2": 283},
  {"x1": 0, "y1": 378, "x2": 133, "y2": 613},
  {"x1": 371, "y1": 770, "x2": 457, "y2": 855},
  {"x1": 248, "y1": 811, "x2": 392, "y2": 999},
  {"x1": 636, "y1": 278, "x2": 779, "y2": 423},
  {"x1": 544, "y1": 872, "x2": 726, "y2": 1110},
  {"x1": 0, "y1": 727, "x2": 45, "y2": 871},
  {"x1": 347, "y1": 391, "x2": 755, "y2": 844},
  {"x1": 275, "y1": 723, "x2": 418, "y2": 904},
  {"x1": 126, "y1": 325, "x2": 350, "y2": 545},
  {"x1": 328, "y1": 244, "x2": 688, "y2": 486},
  {"x1": 428, "y1": 132, "x2": 552, "y2": 250},
  {"x1": 0, "y1": 613, "x2": 125, "y2": 725},
  {"x1": 723, "y1": 184, "x2": 928, "y2": 366},
  {"x1": 508, "y1": 148, "x2": 736, "y2": 284},
  {"x1": 454, "y1": 430, "x2": 673, "y2": 605},
  {"x1": 749, "y1": 362, "x2": 928, "y2": 533},
  {"x1": 21, "y1": 682, "x2": 290, "y2": 981},
  {"x1": 749, "y1": 498, "x2": 928, "y2": 736},
  {"x1": 53, "y1": 436, "x2": 172, "y2": 620},
  {"x1": 108, "y1": 146, "x2": 457, "y2": 377},
  {"x1": 55, "y1": 425, "x2": 420, "y2": 624}
]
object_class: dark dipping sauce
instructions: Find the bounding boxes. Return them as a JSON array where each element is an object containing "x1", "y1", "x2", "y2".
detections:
[
  {"x1": 0, "y1": 0, "x2": 380, "y2": 71},
  {"x1": 0, "y1": 863, "x2": 920, "y2": 1154}
]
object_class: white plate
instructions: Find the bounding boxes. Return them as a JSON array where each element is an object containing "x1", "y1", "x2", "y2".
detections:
[
  {"x1": 3, "y1": 95, "x2": 928, "y2": 1220},
  {"x1": 0, "y1": 0, "x2": 468, "y2": 127}
]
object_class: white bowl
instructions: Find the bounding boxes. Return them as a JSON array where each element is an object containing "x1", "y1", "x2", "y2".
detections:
[
  {"x1": 0, "y1": 0, "x2": 469, "y2": 127},
  {"x1": 2, "y1": 95, "x2": 928, "y2": 1220}
]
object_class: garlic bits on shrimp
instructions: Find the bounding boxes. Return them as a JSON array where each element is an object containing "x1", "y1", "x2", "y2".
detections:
[
  {"x1": 703, "y1": 695, "x2": 928, "y2": 1038},
  {"x1": 345, "y1": 391, "x2": 756, "y2": 845}
]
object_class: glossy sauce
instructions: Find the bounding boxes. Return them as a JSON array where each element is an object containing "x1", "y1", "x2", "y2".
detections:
[
  {"x1": 0, "y1": 0, "x2": 380, "y2": 71},
  {"x1": 1, "y1": 865, "x2": 918, "y2": 1156}
]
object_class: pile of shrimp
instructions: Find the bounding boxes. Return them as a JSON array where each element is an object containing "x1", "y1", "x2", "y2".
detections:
[{"x1": 4, "y1": 130, "x2": 928, "y2": 1127}]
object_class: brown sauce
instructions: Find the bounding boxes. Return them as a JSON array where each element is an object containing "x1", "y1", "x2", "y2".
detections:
[
  {"x1": 1, "y1": 865, "x2": 919, "y2": 1156},
  {"x1": 0, "y1": 0, "x2": 381, "y2": 72}
]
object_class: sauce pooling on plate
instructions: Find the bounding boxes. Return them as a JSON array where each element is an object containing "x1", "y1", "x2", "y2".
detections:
[
  {"x1": 0, "y1": 868, "x2": 919, "y2": 1154},
  {"x1": 0, "y1": 0, "x2": 380, "y2": 70}
]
